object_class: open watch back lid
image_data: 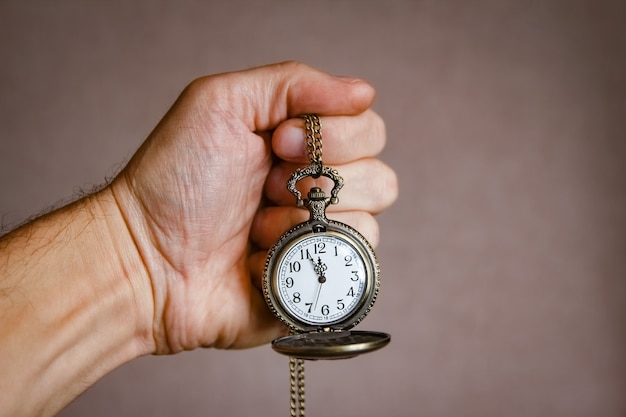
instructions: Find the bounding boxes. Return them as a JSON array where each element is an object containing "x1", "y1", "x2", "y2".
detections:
[{"x1": 271, "y1": 330, "x2": 390, "y2": 360}]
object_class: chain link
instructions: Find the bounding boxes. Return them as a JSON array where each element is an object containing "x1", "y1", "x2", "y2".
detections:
[
  {"x1": 303, "y1": 114, "x2": 323, "y2": 166},
  {"x1": 289, "y1": 356, "x2": 306, "y2": 417}
]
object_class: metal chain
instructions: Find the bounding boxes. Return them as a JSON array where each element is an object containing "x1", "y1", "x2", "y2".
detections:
[
  {"x1": 297, "y1": 359, "x2": 305, "y2": 417},
  {"x1": 289, "y1": 356, "x2": 306, "y2": 417},
  {"x1": 303, "y1": 114, "x2": 323, "y2": 166},
  {"x1": 285, "y1": 114, "x2": 319, "y2": 417}
]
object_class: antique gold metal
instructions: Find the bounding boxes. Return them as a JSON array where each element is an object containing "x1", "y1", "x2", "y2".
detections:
[{"x1": 263, "y1": 114, "x2": 390, "y2": 416}]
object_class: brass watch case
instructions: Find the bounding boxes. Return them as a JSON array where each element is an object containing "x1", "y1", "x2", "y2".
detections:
[
  {"x1": 263, "y1": 218, "x2": 380, "y2": 333},
  {"x1": 263, "y1": 154, "x2": 390, "y2": 360}
]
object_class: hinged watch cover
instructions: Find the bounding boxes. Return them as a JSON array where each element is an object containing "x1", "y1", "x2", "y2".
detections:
[{"x1": 271, "y1": 330, "x2": 390, "y2": 360}]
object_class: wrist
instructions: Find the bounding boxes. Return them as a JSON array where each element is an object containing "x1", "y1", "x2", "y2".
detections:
[
  {"x1": 90, "y1": 186, "x2": 156, "y2": 356},
  {"x1": 0, "y1": 187, "x2": 155, "y2": 416}
]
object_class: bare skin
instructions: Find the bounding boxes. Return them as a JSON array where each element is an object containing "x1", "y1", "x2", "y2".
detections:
[{"x1": 0, "y1": 62, "x2": 398, "y2": 417}]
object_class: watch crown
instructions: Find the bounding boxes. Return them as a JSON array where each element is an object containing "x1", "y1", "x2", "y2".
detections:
[{"x1": 307, "y1": 187, "x2": 326, "y2": 201}]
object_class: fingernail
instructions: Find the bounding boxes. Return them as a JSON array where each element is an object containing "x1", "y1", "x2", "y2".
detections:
[{"x1": 335, "y1": 75, "x2": 364, "y2": 83}]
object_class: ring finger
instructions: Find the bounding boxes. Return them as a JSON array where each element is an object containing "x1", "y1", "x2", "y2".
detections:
[{"x1": 250, "y1": 207, "x2": 380, "y2": 250}]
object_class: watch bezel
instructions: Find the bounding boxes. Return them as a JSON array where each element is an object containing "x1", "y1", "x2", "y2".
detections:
[{"x1": 263, "y1": 219, "x2": 380, "y2": 333}]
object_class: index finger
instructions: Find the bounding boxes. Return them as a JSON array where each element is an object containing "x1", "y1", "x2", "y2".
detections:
[{"x1": 271, "y1": 110, "x2": 386, "y2": 165}]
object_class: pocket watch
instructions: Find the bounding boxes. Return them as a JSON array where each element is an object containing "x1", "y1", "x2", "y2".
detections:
[{"x1": 262, "y1": 114, "x2": 390, "y2": 416}]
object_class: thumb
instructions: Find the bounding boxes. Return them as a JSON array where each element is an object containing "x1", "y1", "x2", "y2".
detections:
[{"x1": 191, "y1": 61, "x2": 376, "y2": 131}]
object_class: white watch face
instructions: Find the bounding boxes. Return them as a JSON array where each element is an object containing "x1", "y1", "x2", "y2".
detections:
[{"x1": 274, "y1": 232, "x2": 368, "y2": 326}]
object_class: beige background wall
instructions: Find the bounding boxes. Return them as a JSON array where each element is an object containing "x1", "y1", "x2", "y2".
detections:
[{"x1": 1, "y1": 1, "x2": 625, "y2": 416}]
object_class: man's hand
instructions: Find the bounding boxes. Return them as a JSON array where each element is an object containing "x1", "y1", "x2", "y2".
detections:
[
  {"x1": 111, "y1": 62, "x2": 398, "y2": 353},
  {"x1": 0, "y1": 62, "x2": 397, "y2": 417}
]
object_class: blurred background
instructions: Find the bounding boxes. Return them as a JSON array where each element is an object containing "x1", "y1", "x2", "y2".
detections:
[{"x1": 1, "y1": 1, "x2": 625, "y2": 416}]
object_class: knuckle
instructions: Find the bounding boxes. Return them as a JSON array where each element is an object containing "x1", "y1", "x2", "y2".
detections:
[
  {"x1": 370, "y1": 159, "x2": 398, "y2": 213},
  {"x1": 371, "y1": 111, "x2": 387, "y2": 152}
]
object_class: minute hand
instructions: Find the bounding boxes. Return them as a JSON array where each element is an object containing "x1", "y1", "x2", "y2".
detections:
[{"x1": 312, "y1": 257, "x2": 327, "y2": 310}]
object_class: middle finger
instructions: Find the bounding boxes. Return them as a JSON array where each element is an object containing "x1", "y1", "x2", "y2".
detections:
[{"x1": 264, "y1": 158, "x2": 398, "y2": 213}]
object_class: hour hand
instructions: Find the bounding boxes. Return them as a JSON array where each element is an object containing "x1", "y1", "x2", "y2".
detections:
[{"x1": 312, "y1": 257, "x2": 327, "y2": 283}]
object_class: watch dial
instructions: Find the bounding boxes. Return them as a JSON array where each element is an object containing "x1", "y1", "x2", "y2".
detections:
[{"x1": 275, "y1": 233, "x2": 368, "y2": 326}]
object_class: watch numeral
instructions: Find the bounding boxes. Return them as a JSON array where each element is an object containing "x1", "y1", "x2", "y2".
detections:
[
  {"x1": 346, "y1": 287, "x2": 354, "y2": 297},
  {"x1": 350, "y1": 270, "x2": 359, "y2": 281},
  {"x1": 292, "y1": 292, "x2": 301, "y2": 303},
  {"x1": 285, "y1": 277, "x2": 294, "y2": 288},
  {"x1": 301, "y1": 243, "x2": 327, "y2": 260},
  {"x1": 321, "y1": 305, "x2": 329, "y2": 315},
  {"x1": 344, "y1": 255, "x2": 353, "y2": 266},
  {"x1": 289, "y1": 261, "x2": 301, "y2": 273},
  {"x1": 334, "y1": 246, "x2": 338, "y2": 256},
  {"x1": 337, "y1": 299, "x2": 345, "y2": 310},
  {"x1": 305, "y1": 303, "x2": 313, "y2": 313},
  {"x1": 314, "y1": 242, "x2": 326, "y2": 254}
]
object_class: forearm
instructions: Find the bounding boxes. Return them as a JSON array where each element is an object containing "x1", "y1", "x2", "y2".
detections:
[{"x1": 0, "y1": 188, "x2": 154, "y2": 417}]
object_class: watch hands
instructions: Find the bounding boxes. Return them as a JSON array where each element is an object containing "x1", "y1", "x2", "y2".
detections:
[
  {"x1": 312, "y1": 257, "x2": 327, "y2": 283},
  {"x1": 311, "y1": 257, "x2": 327, "y2": 311},
  {"x1": 313, "y1": 282, "x2": 323, "y2": 311}
]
